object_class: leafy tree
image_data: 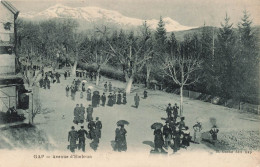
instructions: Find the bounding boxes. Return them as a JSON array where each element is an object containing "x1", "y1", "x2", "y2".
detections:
[
  {"x1": 236, "y1": 10, "x2": 259, "y2": 103},
  {"x1": 215, "y1": 13, "x2": 237, "y2": 99}
]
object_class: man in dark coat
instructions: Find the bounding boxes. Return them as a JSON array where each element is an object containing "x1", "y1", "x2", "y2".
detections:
[
  {"x1": 101, "y1": 93, "x2": 106, "y2": 106},
  {"x1": 82, "y1": 82, "x2": 86, "y2": 92},
  {"x1": 95, "y1": 117, "x2": 102, "y2": 139},
  {"x1": 104, "y1": 82, "x2": 108, "y2": 92},
  {"x1": 68, "y1": 126, "x2": 78, "y2": 153},
  {"x1": 209, "y1": 125, "x2": 219, "y2": 144},
  {"x1": 86, "y1": 104, "x2": 94, "y2": 122},
  {"x1": 107, "y1": 93, "x2": 113, "y2": 107},
  {"x1": 73, "y1": 104, "x2": 80, "y2": 124},
  {"x1": 89, "y1": 126, "x2": 100, "y2": 151},
  {"x1": 39, "y1": 79, "x2": 43, "y2": 88},
  {"x1": 79, "y1": 104, "x2": 85, "y2": 123},
  {"x1": 172, "y1": 103, "x2": 179, "y2": 119},
  {"x1": 172, "y1": 130, "x2": 181, "y2": 153},
  {"x1": 134, "y1": 93, "x2": 140, "y2": 108},
  {"x1": 122, "y1": 92, "x2": 127, "y2": 104},
  {"x1": 97, "y1": 92, "x2": 101, "y2": 107},
  {"x1": 153, "y1": 128, "x2": 165, "y2": 153},
  {"x1": 166, "y1": 103, "x2": 172, "y2": 118},
  {"x1": 87, "y1": 88, "x2": 92, "y2": 101},
  {"x1": 143, "y1": 90, "x2": 148, "y2": 99},
  {"x1": 117, "y1": 92, "x2": 122, "y2": 105},
  {"x1": 163, "y1": 122, "x2": 172, "y2": 149},
  {"x1": 47, "y1": 78, "x2": 51, "y2": 89},
  {"x1": 64, "y1": 71, "x2": 67, "y2": 80},
  {"x1": 56, "y1": 72, "x2": 60, "y2": 83},
  {"x1": 77, "y1": 126, "x2": 88, "y2": 152}
]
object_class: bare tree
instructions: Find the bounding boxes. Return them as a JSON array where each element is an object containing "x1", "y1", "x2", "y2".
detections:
[
  {"x1": 109, "y1": 40, "x2": 152, "y2": 93},
  {"x1": 162, "y1": 46, "x2": 202, "y2": 116}
]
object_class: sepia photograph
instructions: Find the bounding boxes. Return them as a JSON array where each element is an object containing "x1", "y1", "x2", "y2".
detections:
[{"x1": 0, "y1": 0, "x2": 259, "y2": 166}]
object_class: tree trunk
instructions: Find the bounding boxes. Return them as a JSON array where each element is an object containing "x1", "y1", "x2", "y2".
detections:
[
  {"x1": 146, "y1": 66, "x2": 151, "y2": 88},
  {"x1": 125, "y1": 75, "x2": 134, "y2": 94},
  {"x1": 71, "y1": 61, "x2": 77, "y2": 76},
  {"x1": 96, "y1": 68, "x2": 101, "y2": 86},
  {"x1": 180, "y1": 85, "x2": 183, "y2": 116}
]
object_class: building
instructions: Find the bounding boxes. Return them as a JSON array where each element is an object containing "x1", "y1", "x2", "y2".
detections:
[{"x1": 0, "y1": 1, "x2": 27, "y2": 113}]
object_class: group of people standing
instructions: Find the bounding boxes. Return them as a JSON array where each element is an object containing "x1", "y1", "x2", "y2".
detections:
[
  {"x1": 39, "y1": 71, "x2": 61, "y2": 89},
  {"x1": 152, "y1": 103, "x2": 193, "y2": 154},
  {"x1": 68, "y1": 117, "x2": 102, "y2": 153}
]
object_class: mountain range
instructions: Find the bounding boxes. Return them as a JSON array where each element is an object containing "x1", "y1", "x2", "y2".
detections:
[{"x1": 19, "y1": 4, "x2": 195, "y2": 32}]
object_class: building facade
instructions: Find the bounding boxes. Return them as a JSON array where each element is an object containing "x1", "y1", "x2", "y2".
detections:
[{"x1": 0, "y1": 1, "x2": 26, "y2": 113}]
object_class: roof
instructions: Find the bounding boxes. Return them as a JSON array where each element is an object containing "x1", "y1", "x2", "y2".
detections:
[
  {"x1": 1, "y1": 1, "x2": 19, "y2": 15},
  {"x1": 0, "y1": 74, "x2": 24, "y2": 86}
]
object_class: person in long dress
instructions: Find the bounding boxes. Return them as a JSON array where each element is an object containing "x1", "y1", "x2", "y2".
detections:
[
  {"x1": 116, "y1": 125, "x2": 127, "y2": 152},
  {"x1": 153, "y1": 128, "x2": 165, "y2": 153}
]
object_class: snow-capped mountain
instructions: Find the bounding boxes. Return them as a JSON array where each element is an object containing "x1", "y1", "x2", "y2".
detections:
[{"x1": 19, "y1": 4, "x2": 195, "y2": 32}]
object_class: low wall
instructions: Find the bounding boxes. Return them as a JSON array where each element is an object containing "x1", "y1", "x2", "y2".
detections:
[{"x1": 179, "y1": 89, "x2": 260, "y2": 115}]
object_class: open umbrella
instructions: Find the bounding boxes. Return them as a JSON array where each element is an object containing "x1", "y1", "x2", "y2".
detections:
[
  {"x1": 117, "y1": 120, "x2": 129, "y2": 126},
  {"x1": 81, "y1": 80, "x2": 88, "y2": 83},
  {"x1": 151, "y1": 122, "x2": 163, "y2": 129},
  {"x1": 87, "y1": 86, "x2": 94, "y2": 89}
]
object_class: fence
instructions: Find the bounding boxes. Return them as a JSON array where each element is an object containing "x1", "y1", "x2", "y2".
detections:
[{"x1": 179, "y1": 89, "x2": 260, "y2": 115}]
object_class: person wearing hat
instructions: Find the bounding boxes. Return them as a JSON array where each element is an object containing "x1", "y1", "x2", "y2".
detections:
[
  {"x1": 101, "y1": 93, "x2": 106, "y2": 107},
  {"x1": 122, "y1": 92, "x2": 127, "y2": 104},
  {"x1": 86, "y1": 104, "x2": 94, "y2": 122},
  {"x1": 108, "y1": 82, "x2": 112, "y2": 92},
  {"x1": 117, "y1": 124, "x2": 127, "y2": 152},
  {"x1": 104, "y1": 82, "x2": 108, "y2": 92},
  {"x1": 143, "y1": 90, "x2": 148, "y2": 99},
  {"x1": 172, "y1": 130, "x2": 181, "y2": 153},
  {"x1": 182, "y1": 126, "x2": 191, "y2": 148},
  {"x1": 178, "y1": 117, "x2": 186, "y2": 131},
  {"x1": 117, "y1": 92, "x2": 122, "y2": 105},
  {"x1": 79, "y1": 104, "x2": 85, "y2": 123},
  {"x1": 107, "y1": 93, "x2": 113, "y2": 107},
  {"x1": 172, "y1": 103, "x2": 179, "y2": 119},
  {"x1": 134, "y1": 93, "x2": 140, "y2": 109},
  {"x1": 95, "y1": 117, "x2": 102, "y2": 139},
  {"x1": 87, "y1": 88, "x2": 92, "y2": 101},
  {"x1": 112, "y1": 92, "x2": 117, "y2": 105},
  {"x1": 193, "y1": 122, "x2": 202, "y2": 144},
  {"x1": 166, "y1": 103, "x2": 172, "y2": 118},
  {"x1": 73, "y1": 104, "x2": 80, "y2": 125},
  {"x1": 68, "y1": 126, "x2": 78, "y2": 153},
  {"x1": 153, "y1": 126, "x2": 165, "y2": 153},
  {"x1": 65, "y1": 85, "x2": 70, "y2": 97},
  {"x1": 209, "y1": 125, "x2": 219, "y2": 145},
  {"x1": 77, "y1": 126, "x2": 88, "y2": 152},
  {"x1": 163, "y1": 121, "x2": 172, "y2": 149}
]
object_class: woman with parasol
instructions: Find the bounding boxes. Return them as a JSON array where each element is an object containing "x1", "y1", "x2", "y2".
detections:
[
  {"x1": 151, "y1": 123, "x2": 165, "y2": 153},
  {"x1": 115, "y1": 120, "x2": 129, "y2": 152}
]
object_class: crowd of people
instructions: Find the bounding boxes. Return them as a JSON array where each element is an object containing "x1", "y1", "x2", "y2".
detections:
[
  {"x1": 64, "y1": 70, "x2": 219, "y2": 154},
  {"x1": 151, "y1": 103, "x2": 219, "y2": 154}
]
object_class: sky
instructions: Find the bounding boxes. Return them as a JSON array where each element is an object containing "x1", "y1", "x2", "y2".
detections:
[{"x1": 8, "y1": 0, "x2": 260, "y2": 27}]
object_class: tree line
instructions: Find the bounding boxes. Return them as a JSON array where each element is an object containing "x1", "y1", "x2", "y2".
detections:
[{"x1": 16, "y1": 11, "x2": 259, "y2": 108}]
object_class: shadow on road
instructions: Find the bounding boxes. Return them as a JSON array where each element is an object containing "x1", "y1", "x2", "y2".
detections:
[{"x1": 142, "y1": 140, "x2": 154, "y2": 149}]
